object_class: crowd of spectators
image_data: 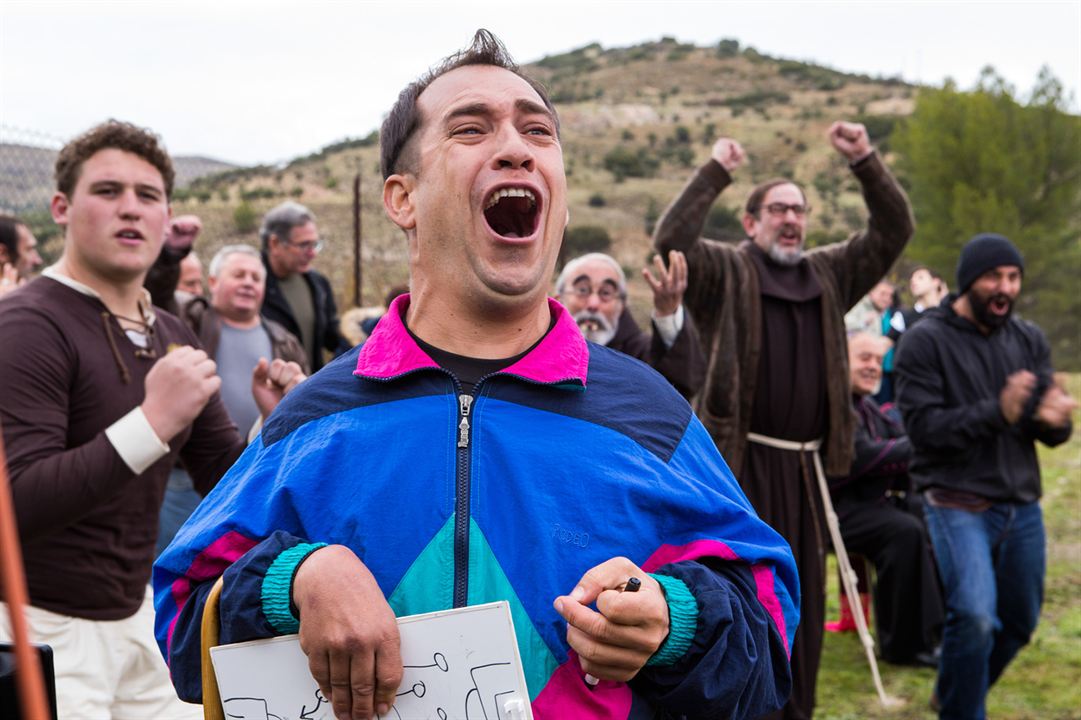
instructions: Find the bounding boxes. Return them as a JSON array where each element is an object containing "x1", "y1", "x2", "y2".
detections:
[{"x1": 0, "y1": 28, "x2": 1074, "y2": 720}]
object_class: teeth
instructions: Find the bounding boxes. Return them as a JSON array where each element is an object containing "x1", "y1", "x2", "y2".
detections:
[{"x1": 485, "y1": 187, "x2": 536, "y2": 210}]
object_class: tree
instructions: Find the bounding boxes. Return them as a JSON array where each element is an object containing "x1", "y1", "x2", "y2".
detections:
[{"x1": 894, "y1": 66, "x2": 1081, "y2": 367}]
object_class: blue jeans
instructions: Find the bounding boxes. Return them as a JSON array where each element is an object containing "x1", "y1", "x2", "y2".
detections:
[
  {"x1": 155, "y1": 468, "x2": 202, "y2": 557},
  {"x1": 923, "y1": 499, "x2": 1044, "y2": 720}
]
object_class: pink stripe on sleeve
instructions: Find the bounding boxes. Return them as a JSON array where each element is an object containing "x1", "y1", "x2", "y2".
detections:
[
  {"x1": 166, "y1": 531, "x2": 258, "y2": 653},
  {"x1": 642, "y1": 539, "x2": 790, "y2": 657}
]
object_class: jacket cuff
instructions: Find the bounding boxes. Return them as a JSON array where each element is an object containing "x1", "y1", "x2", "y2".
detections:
[
  {"x1": 261, "y1": 542, "x2": 328, "y2": 633},
  {"x1": 105, "y1": 407, "x2": 170, "y2": 474},
  {"x1": 650, "y1": 305, "x2": 684, "y2": 349},
  {"x1": 645, "y1": 573, "x2": 698, "y2": 667}
]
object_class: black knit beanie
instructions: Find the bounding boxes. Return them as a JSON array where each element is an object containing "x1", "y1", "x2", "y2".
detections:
[{"x1": 956, "y1": 233, "x2": 1024, "y2": 293}]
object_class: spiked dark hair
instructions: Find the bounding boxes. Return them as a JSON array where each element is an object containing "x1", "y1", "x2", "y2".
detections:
[{"x1": 379, "y1": 29, "x2": 559, "y2": 180}]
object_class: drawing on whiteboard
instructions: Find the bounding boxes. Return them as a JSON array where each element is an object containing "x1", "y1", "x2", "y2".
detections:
[
  {"x1": 210, "y1": 601, "x2": 533, "y2": 720},
  {"x1": 220, "y1": 696, "x2": 282, "y2": 720},
  {"x1": 463, "y1": 661, "x2": 519, "y2": 719},
  {"x1": 221, "y1": 687, "x2": 328, "y2": 720}
]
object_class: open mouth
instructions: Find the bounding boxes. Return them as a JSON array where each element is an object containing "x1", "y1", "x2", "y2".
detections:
[
  {"x1": 779, "y1": 226, "x2": 800, "y2": 243},
  {"x1": 484, "y1": 187, "x2": 539, "y2": 239},
  {"x1": 989, "y1": 295, "x2": 1012, "y2": 315},
  {"x1": 116, "y1": 229, "x2": 145, "y2": 241}
]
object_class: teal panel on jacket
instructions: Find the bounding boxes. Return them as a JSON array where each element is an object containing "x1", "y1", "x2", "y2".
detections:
[
  {"x1": 387, "y1": 516, "x2": 455, "y2": 616},
  {"x1": 467, "y1": 518, "x2": 558, "y2": 700},
  {"x1": 387, "y1": 515, "x2": 558, "y2": 700}
]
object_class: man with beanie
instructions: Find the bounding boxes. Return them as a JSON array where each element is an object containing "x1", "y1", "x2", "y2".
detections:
[{"x1": 895, "y1": 233, "x2": 1076, "y2": 719}]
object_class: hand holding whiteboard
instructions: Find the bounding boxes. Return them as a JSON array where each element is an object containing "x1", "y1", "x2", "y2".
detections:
[{"x1": 209, "y1": 601, "x2": 532, "y2": 720}]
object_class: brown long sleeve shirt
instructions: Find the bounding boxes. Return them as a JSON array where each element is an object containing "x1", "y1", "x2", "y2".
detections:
[{"x1": 0, "y1": 276, "x2": 243, "y2": 620}]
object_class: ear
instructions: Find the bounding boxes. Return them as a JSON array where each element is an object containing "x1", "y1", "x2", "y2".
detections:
[
  {"x1": 741, "y1": 212, "x2": 758, "y2": 238},
  {"x1": 0, "y1": 245, "x2": 9, "y2": 264},
  {"x1": 207, "y1": 275, "x2": 219, "y2": 294},
  {"x1": 51, "y1": 191, "x2": 70, "y2": 226},
  {"x1": 383, "y1": 174, "x2": 416, "y2": 231}
]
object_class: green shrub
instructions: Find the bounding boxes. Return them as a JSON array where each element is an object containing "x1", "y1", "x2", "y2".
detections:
[
  {"x1": 603, "y1": 146, "x2": 659, "y2": 181},
  {"x1": 233, "y1": 202, "x2": 257, "y2": 233},
  {"x1": 716, "y1": 39, "x2": 740, "y2": 58},
  {"x1": 703, "y1": 205, "x2": 744, "y2": 241},
  {"x1": 560, "y1": 225, "x2": 612, "y2": 267}
]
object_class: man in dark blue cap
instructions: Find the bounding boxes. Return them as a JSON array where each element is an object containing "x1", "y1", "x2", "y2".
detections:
[{"x1": 895, "y1": 233, "x2": 1076, "y2": 719}]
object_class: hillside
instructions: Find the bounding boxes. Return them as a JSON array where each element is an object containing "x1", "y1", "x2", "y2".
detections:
[
  {"x1": 0, "y1": 144, "x2": 237, "y2": 214},
  {"x1": 138, "y1": 38, "x2": 916, "y2": 319},
  {"x1": 10, "y1": 38, "x2": 917, "y2": 319}
]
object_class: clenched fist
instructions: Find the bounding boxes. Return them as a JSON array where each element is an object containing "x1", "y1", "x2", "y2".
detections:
[{"x1": 141, "y1": 345, "x2": 220, "y2": 442}]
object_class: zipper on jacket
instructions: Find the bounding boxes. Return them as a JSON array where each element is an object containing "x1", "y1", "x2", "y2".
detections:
[
  {"x1": 453, "y1": 390, "x2": 474, "y2": 608},
  {"x1": 457, "y1": 395, "x2": 473, "y2": 448}
]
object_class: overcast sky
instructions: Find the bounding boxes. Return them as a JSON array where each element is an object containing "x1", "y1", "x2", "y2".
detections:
[{"x1": 2, "y1": 0, "x2": 1078, "y2": 166}]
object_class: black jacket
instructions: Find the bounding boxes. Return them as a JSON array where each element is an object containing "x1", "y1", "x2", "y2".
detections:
[
  {"x1": 894, "y1": 299, "x2": 1071, "y2": 503},
  {"x1": 606, "y1": 306, "x2": 706, "y2": 400},
  {"x1": 260, "y1": 253, "x2": 349, "y2": 372},
  {"x1": 829, "y1": 395, "x2": 912, "y2": 515}
]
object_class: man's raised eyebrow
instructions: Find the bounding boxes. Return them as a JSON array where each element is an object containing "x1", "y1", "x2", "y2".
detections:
[
  {"x1": 135, "y1": 182, "x2": 164, "y2": 196},
  {"x1": 516, "y1": 98, "x2": 555, "y2": 123},
  {"x1": 442, "y1": 99, "x2": 555, "y2": 126},
  {"x1": 443, "y1": 102, "x2": 493, "y2": 125}
]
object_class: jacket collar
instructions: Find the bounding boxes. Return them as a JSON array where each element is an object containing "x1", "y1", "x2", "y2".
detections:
[{"x1": 354, "y1": 294, "x2": 589, "y2": 387}]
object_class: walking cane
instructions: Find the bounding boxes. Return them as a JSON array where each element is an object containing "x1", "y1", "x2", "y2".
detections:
[
  {"x1": 0, "y1": 426, "x2": 51, "y2": 720},
  {"x1": 811, "y1": 451, "x2": 904, "y2": 709}
]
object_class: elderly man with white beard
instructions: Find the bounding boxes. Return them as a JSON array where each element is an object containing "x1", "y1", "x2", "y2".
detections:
[{"x1": 555, "y1": 250, "x2": 704, "y2": 399}]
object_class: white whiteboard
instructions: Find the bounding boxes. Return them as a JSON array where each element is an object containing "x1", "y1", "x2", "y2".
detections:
[{"x1": 209, "y1": 601, "x2": 532, "y2": 720}]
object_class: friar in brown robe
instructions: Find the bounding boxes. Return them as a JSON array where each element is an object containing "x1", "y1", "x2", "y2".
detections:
[{"x1": 653, "y1": 122, "x2": 914, "y2": 719}]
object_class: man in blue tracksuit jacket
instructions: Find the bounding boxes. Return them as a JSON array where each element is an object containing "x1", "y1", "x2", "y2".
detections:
[{"x1": 154, "y1": 29, "x2": 799, "y2": 720}]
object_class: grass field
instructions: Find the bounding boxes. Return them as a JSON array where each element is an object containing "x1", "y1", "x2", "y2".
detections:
[{"x1": 815, "y1": 375, "x2": 1081, "y2": 719}]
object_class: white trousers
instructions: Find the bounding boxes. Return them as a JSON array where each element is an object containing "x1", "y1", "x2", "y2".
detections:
[{"x1": 1, "y1": 587, "x2": 201, "y2": 720}]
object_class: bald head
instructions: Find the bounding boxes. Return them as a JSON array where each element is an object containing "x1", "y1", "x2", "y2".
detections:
[{"x1": 848, "y1": 332, "x2": 890, "y2": 396}]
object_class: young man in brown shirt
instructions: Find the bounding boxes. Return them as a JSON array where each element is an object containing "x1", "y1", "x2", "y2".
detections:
[{"x1": 0, "y1": 120, "x2": 299, "y2": 718}]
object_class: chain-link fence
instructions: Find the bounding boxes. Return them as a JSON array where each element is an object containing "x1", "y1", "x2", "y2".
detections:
[
  {"x1": 0, "y1": 125, "x2": 65, "y2": 257},
  {"x1": 0, "y1": 125, "x2": 411, "y2": 320}
]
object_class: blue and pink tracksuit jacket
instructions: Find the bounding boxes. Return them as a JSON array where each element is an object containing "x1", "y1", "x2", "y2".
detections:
[{"x1": 153, "y1": 296, "x2": 799, "y2": 719}]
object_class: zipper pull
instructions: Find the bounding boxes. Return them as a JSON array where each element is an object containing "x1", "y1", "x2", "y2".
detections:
[{"x1": 457, "y1": 394, "x2": 473, "y2": 448}]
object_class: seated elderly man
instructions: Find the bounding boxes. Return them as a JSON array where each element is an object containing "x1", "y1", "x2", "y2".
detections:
[
  {"x1": 555, "y1": 251, "x2": 704, "y2": 398},
  {"x1": 828, "y1": 332, "x2": 943, "y2": 666}
]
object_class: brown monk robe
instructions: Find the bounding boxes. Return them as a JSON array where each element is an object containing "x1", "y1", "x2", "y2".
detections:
[
  {"x1": 653, "y1": 136, "x2": 914, "y2": 718},
  {"x1": 744, "y1": 245, "x2": 829, "y2": 720}
]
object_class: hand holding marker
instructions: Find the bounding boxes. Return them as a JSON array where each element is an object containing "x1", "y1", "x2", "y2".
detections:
[{"x1": 584, "y1": 577, "x2": 641, "y2": 687}]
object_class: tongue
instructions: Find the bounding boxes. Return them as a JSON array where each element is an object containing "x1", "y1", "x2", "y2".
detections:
[{"x1": 503, "y1": 231, "x2": 521, "y2": 239}]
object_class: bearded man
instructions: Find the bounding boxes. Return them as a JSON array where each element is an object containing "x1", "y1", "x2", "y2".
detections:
[
  {"x1": 895, "y1": 233, "x2": 1075, "y2": 719},
  {"x1": 653, "y1": 125, "x2": 914, "y2": 719},
  {"x1": 555, "y1": 251, "x2": 704, "y2": 398}
]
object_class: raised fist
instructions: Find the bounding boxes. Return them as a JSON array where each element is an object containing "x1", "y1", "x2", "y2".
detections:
[
  {"x1": 711, "y1": 138, "x2": 747, "y2": 173},
  {"x1": 828, "y1": 121, "x2": 872, "y2": 163},
  {"x1": 141, "y1": 345, "x2": 220, "y2": 441}
]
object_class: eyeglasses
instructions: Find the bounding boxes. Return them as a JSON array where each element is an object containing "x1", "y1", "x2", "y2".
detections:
[
  {"x1": 764, "y1": 202, "x2": 811, "y2": 218},
  {"x1": 286, "y1": 238, "x2": 324, "y2": 253},
  {"x1": 568, "y1": 281, "x2": 622, "y2": 302}
]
